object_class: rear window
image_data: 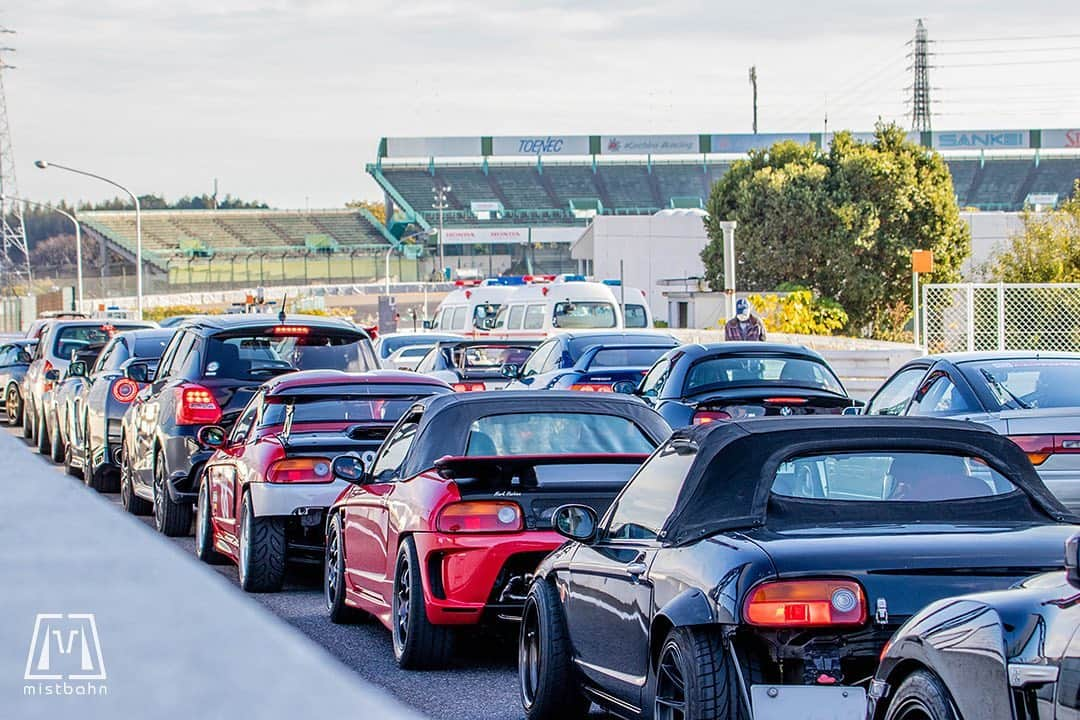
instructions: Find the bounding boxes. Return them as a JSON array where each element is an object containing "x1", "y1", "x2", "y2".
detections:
[
  {"x1": 133, "y1": 336, "x2": 172, "y2": 358},
  {"x1": 685, "y1": 356, "x2": 843, "y2": 394},
  {"x1": 204, "y1": 327, "x2": 375, "y2": 381},
  {"x1": 261, "y1": 396, "x2": 420, "y2": 425},
  {"x1": 553, "y1": 301, "x2": 616, "y2": 329},
  {"x1": 450, "y1": 345, "x2": 535, "y2": 370},
  {"x1": 465, "y1": 412, "x2": 656, "y2": 456},
  {"x1": 588, "y1": 347, "x2": 669, "y2": 368},
  {"x1": 53, "y1": 324, "x2": 146, "y2": 359},
  {"x1": 968, "y1": 359, "x2": 1080, "y2": 410},
  {"x1": 772, "y1": 452, "x2": 1017, "y2": 502}
]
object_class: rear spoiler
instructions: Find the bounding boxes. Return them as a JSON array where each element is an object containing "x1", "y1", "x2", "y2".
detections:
[{"x1": 433, "y1": 453, "x2": 649, "y2": 488}]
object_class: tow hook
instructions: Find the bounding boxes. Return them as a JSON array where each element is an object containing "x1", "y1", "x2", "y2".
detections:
[{"x1": 805, "y1": 654, "x2": 844, "y2": 685}]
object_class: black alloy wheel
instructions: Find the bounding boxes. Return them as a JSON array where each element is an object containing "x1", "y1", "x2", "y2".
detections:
[
  {"x1": 325, "y1": 512, "x2": 364, "y2": 623},
  {"x1": 518, "y1": 580, "x2": 589, "y2": 720},
  {"x1": 195, "y1": 481, "x2": 228, "y2": 565},
  {"x1": 120, "y1": 443, "x2": 151, "y2": 515},
  {"x1": 884, "y1": 670, "x2": 959, "y2": 720},
  {"x1": 391, "y1": 536, "x2": 453, "y2": 669},
  {"x1": 153, "y1": 450, "x2": 193, "y2": 536},
  {"x1": 653, "y1": 627, "x2": 745, "y2": 720}
]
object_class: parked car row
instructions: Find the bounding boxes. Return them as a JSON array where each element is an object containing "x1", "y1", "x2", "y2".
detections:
[{"x1": 14, "y1": 316, "x2": 1080, "y2": 720}]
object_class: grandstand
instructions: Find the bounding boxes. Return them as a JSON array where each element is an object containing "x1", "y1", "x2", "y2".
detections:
[{"x1": 372, "y1": 154, "x2": 1080, "y2": 227}]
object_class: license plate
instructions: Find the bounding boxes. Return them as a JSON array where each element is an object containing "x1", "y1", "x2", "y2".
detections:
[{"x1": 750, "y1": 685, "x2": 866, "y2": 720}]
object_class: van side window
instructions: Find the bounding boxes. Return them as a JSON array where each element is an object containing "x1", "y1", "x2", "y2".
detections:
[
  {"x1": 507, "y1": 305, "x2": 525, "y2": 330},
  {"x1": 523, "y1": 304, "x2": 546, "y2": 330}
]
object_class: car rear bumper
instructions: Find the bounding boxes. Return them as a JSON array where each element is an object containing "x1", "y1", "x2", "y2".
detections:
[
  {"x1": 247, "y1": 480, "x2": 349, "y2": 518},
  {"x1": 413, "y1": 530, "x2": 564, "y2": 625}
]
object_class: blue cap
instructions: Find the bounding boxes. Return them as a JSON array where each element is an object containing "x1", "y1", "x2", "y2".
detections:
[{"x1": 736, "y1": 298, "x2": 749, "y2": 314}]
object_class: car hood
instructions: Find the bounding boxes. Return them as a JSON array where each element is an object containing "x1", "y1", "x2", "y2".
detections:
[{"x1": 740, "y1": 522, "x2": 1075, "y2": 620}]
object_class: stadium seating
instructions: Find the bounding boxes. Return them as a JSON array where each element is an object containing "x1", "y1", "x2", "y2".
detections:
[
  {"x1": 80, "y1": 209, "x2": 391, "y2": 269},
  {"x1": 376, "y1": 156, "x2": 1079, "y2": 222}
]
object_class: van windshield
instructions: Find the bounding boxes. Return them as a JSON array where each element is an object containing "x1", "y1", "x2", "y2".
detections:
[{"x1": 553, "y1": 301, "x2": 616, "y2": 329}]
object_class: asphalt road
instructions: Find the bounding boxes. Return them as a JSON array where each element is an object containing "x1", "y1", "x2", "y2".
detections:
[{"x1": 2, "y1": 422, "x2": 543, "y2": 720}]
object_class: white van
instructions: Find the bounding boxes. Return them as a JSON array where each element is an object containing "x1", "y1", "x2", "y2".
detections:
[
  {"x1": 601, "y1": 281, "x2": 654, "y2": 329},
  {"x1": 488, "y1": 278, "x2": 645, "y2": 339},
  {"x1": 429, "y1": 280, "x2": 520, "y2": 336}
]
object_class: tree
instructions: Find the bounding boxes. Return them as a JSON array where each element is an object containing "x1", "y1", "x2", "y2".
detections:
[
  {"x1": 986, "y1": 180, "x2": 1080, "y2": 282},
  {"x1": 31, "y1": 234, "x2": 101, "y2": 270},
  {"x1": 346, "y1": 199, "x2": 387, "y2": 225},
  {"x1": 702, "y1": 124, "x2": 970, "y2": 337}
]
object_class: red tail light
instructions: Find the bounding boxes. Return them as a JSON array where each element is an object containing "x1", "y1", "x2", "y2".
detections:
[
  {"x1": 42, "y1": 360, "x2": 55, "y2": 392},
  {"x1": 745, "y1": 579, "x2": 866, "y2": 627},
  {"x1": 174, "y1": 384, "x2": 223, "y2": 425},
  {"x1": 452, "y1": 382, "x2": 486, "y2": 392},
  {"x1": 570, "y1": 383, "x2": 613, "y2": 392},
  {"x1": 1008, "y1": 434, "x2": 1080, "y2": 466},
  {"x1": 763, "y1": 397, "x2": 809, "y2": 404},
  {"x1": 692, "y1": 410, "x2": 731, "y2": 425},
  {"x1": 267, "y1": 457, "x2": 333, "y2": 483},
  {"x1": 270, "y1": 325, "x2": 310, "y2": 335},
  {"x1": 436, "y1": 501, "x2": 524, "y2": 533},
  {"x1": 112, "y1": 378, "x2": 140, "y2": 403}
]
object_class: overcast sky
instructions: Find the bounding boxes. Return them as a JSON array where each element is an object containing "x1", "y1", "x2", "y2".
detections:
[{"x1": 5, "y1": 0, "x2": 1080, "y2": 208}]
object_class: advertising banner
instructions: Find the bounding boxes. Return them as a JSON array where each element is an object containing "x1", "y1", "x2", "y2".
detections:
[
  {"x1": 1041, "y1": 129, "x2": 1080, "y2": 150},
  {"x1": 600, "y1": 134, "x2": 699, "y2": 155},
  {"x1": 490, "y1": 135, "x2": 590, "y2": 156},
  {"x1": 384, "y1": 137, "x2": 482, "y2": 158},
  {"x1": 710, "y1": 133, "x2": 813, "y2": 153},
  {"x1": 932, "y1": 130, "x2": 1030, "y2": 150},
  {"x1": 440, "y1": 228, "x2": 529, "y2": 245}
]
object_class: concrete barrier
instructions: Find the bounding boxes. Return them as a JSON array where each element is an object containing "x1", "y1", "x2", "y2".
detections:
[
  {"x1": 0, "y1": 431, "x2": 421, "y2": 720},
  {"x1": 668, "y1": 330, "x2": 922, "y2": 400}
]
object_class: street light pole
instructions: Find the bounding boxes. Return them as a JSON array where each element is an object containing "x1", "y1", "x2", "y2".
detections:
[
  {"x1": 2, "y1": 194, "x2": 83, "y2": 309},
  {"x1": 35, "y1": 160, "x2": 143, "y2": 319},
  {"x1": 432, "y1": 183, "x2": 451, "y2": 279}
]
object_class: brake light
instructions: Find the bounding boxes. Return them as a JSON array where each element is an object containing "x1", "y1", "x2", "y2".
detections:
[
  {"x1": 452, "y1": 382, "x2": 486, "y2": 392},
  {"x1": 745, "y1": 580, "x2": 866, "y2": 627},
  {"x1": 1008, "y1": 434, "x2": 1080, "y2": 466},
  {"x1": 436, "y1": 501, "x2": 524, "y2": 533},
  {"x1": 692, "y1": 410, "x2": 731, "y2": 425},
  {"x1": 267, "y1": 457, "x2": 333, "y2": 483},
  {"x1": 174, "y1": 385, "x2": 222, "y2": 425},
  {"x1": 42, "y1": 360, "x2": 55, "y2": 392},
  {"x1": 764, "y1": 397, "x2": 809, "y2": 404},
  {"x1": 270, "y1": 325, "x2": 310, "y2": 335},
  {"x1": 570, "y1": 383, "x2": 613, "y2": 392},
  {"x1": 112, "y1": 378, "x2": 140, "y2": 403}
]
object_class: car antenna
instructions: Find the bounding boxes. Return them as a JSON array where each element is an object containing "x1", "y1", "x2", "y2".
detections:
[{"x1": 278, "y1": 293, "x2": 288, "y2": 324}]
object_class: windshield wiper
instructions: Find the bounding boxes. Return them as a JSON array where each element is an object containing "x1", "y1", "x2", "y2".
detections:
[{"x1": 980, "y1": 368, "x2": 1030, "y2": 410}]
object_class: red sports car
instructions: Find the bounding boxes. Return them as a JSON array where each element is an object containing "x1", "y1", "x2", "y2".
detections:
[
  {"x1": 194, "y1": 370, "x2": 452, "y2": 592},
  {"x1": 323, "y1": 391, "x2": 671, "y2": 668}
]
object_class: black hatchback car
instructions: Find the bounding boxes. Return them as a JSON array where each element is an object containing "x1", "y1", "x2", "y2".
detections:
[
  {"x1": 119, "y1": 314, "x2": 377, "y2": 536},
  {"x1": 519, "y1": 416, "x2": 1078, "y2": 720}
]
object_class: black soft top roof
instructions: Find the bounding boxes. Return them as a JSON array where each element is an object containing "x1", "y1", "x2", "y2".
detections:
[
  {"x1": 661, "y1": 416, "x2": 1075, "y2": 545},
  {"x1": 400, "y1": 391, "x2": 671, "y2": 478}
]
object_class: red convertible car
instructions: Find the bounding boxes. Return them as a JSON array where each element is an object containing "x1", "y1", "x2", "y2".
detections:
[
  {"x1": 323, "y1": 391, "x2": 671, "y2": 669},
  {"x1": 194, "y1": 370, "x2": 452, "y2": 592}
]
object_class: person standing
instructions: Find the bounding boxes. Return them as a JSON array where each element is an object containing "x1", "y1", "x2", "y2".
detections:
[{"x1": 724, "y1": 298, "x2": 766, "y2": 341}]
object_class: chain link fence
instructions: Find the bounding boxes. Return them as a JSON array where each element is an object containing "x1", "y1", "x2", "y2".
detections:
[{"x1": 923, "y1": 283, "x2": 1080, "y2": 353}]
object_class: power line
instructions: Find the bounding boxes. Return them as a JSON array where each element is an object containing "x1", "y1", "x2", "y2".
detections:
[
  {"x1": 937, "y1": 33, "x2": 1080, "y2": 43},
  {"x1": 934, "y1": 46, "x2": 1080, "y2": 55},
  {"x1": 943, "y1": 57, "x2": 1080, "y2": 67}
]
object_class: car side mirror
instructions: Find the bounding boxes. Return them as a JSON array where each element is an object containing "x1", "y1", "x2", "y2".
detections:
[
  {"x1": 197, "y1": 425, "x2": 227, "y2": 449},
  {"x1": 16, "y1": 350, "x2": 31, "y2": 364},
  {"x1": 332, "y1": 454, "x2": 367, "y2": 485},
  {"x1": 501, "y1": 363, "x2": 520, "y2": 379},
  {"x1": 1067, "y1": 533, "x2": 1080, "y2": 588},
  {"x1": 44, "y1": 368, "x2": 60, "y2": 382},
  {"x1": 552, "y1": 504, "x2": 598, "y2": 543},
  {"x1": 842, "y1": 406, "x2": 860, "y2": 416},
  {"x1": 612, "y1": 380, "x2": 636, "y2": 394},
  {"x1": 68, "y1": 360, "x2": 88, "y2": 378},
  {"x1": 422, "y1": 320, "x2": 433, "y2": 330},
  {"x1": 125, "y1": 361, "x2": 153, "y2": 384}
]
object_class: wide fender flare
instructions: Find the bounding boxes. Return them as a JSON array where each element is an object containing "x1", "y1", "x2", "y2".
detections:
[
  {"x1": 877, "y1": 598, "x2": 1012, "y2": 720},
  {"x1": 649, "y1": 588, "x2": 723, "y2": 666}
]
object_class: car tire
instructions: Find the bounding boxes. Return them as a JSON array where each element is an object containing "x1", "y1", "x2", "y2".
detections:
[
  {"x1": 519, "y1": 580, "x2": 591, "y2": 720},
  {"x1": 84, "y1": 423, "x2": 118, "y2": 492},
  {"x1": 237, "y1": 492, "x2": 286, "y2": 592},
  {"x1": 883, "y1": 670, "x2": 959, "y2": 720},
  {"x1": 22, "y1": 403, "x2": 33, "y2": 439},
  {"x1": 194, "y1": 480, "x2": 229, "y2": 565},
  {"x1": 6, "y1": 384, "x2": 22, "y2": 426},
  {"x1": 120, "y1": 443, "x2": 151, "y2": 515},
  {"x1": 64, "y1": 432, "x2": 83, "y2": 479},
  {"x1": 653, "y1": 627, "x2": 746, "y2": 720},
  {"x1": 325, "y1": 512, "x2": 366, "y2": 624},
  {"x1": 153, "y1": 450, "x2": 193, "y2": 536},
  {"x1": 392, "y1": 536, "x2": 454, "y2": 669},
  {"x1": 36, "y1": 411, "x2": 50, "y2": 455},
  {"x1": 49, "y1": 415, "x2": 64, "y2": 463}
]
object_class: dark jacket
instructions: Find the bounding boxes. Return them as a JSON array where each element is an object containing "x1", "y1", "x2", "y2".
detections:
[{"x1": 724, "y1": 315, "x2": 767, "y2": 341}]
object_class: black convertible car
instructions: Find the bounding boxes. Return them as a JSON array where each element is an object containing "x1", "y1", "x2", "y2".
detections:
[
  {"x1": 869, "y1": 534, "x2": 1080, "y2": 720},
  {"x1": 518, "y1": 417, "x2": 1079, "y2": 720}
]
